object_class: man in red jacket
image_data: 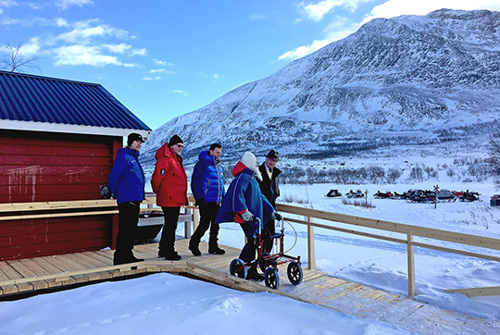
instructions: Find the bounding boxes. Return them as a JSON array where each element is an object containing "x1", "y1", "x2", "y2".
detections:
[{"x1": 151, "y1": 134, "x2": 188, "y2": 260}]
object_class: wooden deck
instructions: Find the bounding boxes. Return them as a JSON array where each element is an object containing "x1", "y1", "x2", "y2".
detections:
[{"x1": 1, "y1": 239, "x2": 499, "y2": 335}]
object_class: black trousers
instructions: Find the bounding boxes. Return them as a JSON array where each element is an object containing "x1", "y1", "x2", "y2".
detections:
[
  {"x1": 115, "y1": 201, "x2": 141, "y2": 256},
  {"x1": 262, "y1": 201, "x2": 277, "y2": 253},
  {"x1": 190, "y1": 202, "x2": 220, "y2": 249},
  {"x1": 159, "y1": 206, "x2": 180, "y2": 255},
  {"x1": 239, "y1": 223, "x2": 258, "y2": 263}
]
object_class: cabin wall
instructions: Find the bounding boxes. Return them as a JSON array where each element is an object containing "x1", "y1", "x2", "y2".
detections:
[{"x1": 0, "y1": 129, "x2": 123, "y2": 260}]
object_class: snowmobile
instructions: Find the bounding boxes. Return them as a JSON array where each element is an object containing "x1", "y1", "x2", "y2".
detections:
[
  {"x1": 326, "y1": 189, "x2": 342, "y2": 197},
  {"x1": 459, "y1": 191, "x2": 480, "y2": 202},
  {"x1": 346, "y1": 189, "x2": 364, "y2": 198},
  {"x1": 374, "y1": 191, "x2": 393, "y2": 199},
  {"x1": 391, "y1": 191, "x2": 409, "y2": 200},
  {"x1": 408, "y1": 189, "x2": 434, "y2": 203},
  {"x1": 229, "y1": 218, "x2": 303, "y2": 290}
]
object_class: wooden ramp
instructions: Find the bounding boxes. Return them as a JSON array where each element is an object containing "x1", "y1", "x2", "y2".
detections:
[{"x1": 1, "y1": 239, "x2": 499, "y2": 335}]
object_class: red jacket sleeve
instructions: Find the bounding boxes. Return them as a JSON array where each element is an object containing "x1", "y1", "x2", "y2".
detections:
[{"x1": 151, "y1": 156, "x2": 169, "y2": 193}]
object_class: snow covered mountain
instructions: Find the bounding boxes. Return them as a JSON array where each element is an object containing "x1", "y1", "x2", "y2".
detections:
[{"x1": 141, "y1": 9, "x2": 500, "y2": 168}]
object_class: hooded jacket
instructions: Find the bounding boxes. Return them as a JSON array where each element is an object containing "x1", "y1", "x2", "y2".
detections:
[
  {"x1": 191, "y1": 150, "x2": 225, "y2": 204},
  {"x1": 151, "y1": 143, "x2": 188, "y2": 207},
  {"x1": 108, "y1": 147, "x2": 145, "y2": 204},
  {"x1": 214, "y1": 161, "x2": 274, "y2": 233}
]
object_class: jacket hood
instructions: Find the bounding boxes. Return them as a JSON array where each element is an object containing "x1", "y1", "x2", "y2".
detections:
[
  {"x1": 155, "y1": 143, "x2": 174, "y2": 160},
  {"x1": 238, "y1": 151, "x2": 262, "y2": 181},
  {"x1": 198, "y1": 150, "x2": 215, "y2": 163},
  {"x1": 232, "y1": 161, "x2": 262, "y2": 181},
  {"x1": 232, "y1": 161, "x2": 246, "y2": 177}
]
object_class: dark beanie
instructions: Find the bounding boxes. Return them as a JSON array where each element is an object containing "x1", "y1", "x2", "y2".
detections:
[
  {"x1": 169, "y1": 134, "x2": 183, "y2": 146},
  {"x1": 127, "y1": 133, "x2": 145, "y2": 147}
]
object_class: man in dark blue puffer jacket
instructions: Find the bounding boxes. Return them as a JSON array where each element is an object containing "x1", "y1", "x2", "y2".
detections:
[
  {"x1": 189, "y1": 143, "x2": 226, "y2": 256},
  {"x1": 108, "y1": 133, "x2": 146, "y2": 265}
]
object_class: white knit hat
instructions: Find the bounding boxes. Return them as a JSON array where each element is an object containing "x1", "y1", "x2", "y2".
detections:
[{"x1": 240, "y1": 151, "x2": 262, "y2": 181}]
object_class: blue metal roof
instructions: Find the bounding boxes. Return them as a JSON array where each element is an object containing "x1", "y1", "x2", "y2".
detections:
[{"x1": 0, "y1": 70, "x2": 150, "y2": 132}]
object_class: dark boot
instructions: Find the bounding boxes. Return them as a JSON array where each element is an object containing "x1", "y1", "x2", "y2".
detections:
[
  {"x1": 164, "y1": 251, "x2": 181, "y2": 261},
  {"x1": 114, "y1": 251, "x2": 144, "y2": 265},
  {"x1": 189, "y1": 241, "x2": 202, "y2": 256},
  {"x1": 208, "y1": 246, "x2": 225, "y2": 255},
  {"x1": 246, "y1": 265, "x2": 264, "y2": 281}
]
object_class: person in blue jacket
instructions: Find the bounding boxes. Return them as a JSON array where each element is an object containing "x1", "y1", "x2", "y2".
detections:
[
  {"x1": 189, "y1": 143, "x2": 226, "y2": 256},
  {"x1": 215, "y1": 151, "x2": 281, "y2": 281},
  {"x1": 108, "y1": 133, "x2": 146, "y2": 265}
]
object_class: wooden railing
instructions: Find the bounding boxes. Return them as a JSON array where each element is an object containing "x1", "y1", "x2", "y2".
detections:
[
  {"x1": 276, "y1": 203, "x2": 500, "y2": 297},
  {"x1": 0, "y1": 196, "x2": 199, "y2": 239},
  {"x1": 2, "y1": 197, "x2": 498, "y2": 297}
]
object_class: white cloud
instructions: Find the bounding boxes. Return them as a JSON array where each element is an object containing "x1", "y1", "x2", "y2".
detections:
[
  {"x1": 101, "y1": 43, "x2": 146, "y2": 57},
  {"x1": 170, "y1": 89, "x2": 189, "y2": 96},
  {"x1": 56, "y1": 18, "x2": 69, "y2": 27},
  {"x1": 154, "y1": 59, "x2": 174, "y2": 66},
  {"x1": 102, "y1": 43, "x2": 131, "y2": 54},
  {"x1": 130, "y1": 48, "x2": 147, "y2": 56},
  {"x1": 55, "y1": 0, "x2": 94, "y2": 10},
  {"x1": 278, "y1": 39, "x2": 331, "y2": 61},
  {"x1": 299, "y1": 0, "x2": 373, "y2": 21},
  {"x1": 57, "y1": 22, "x2": 128, "y2": 43},
  {"x1": 1, "y1": 17, "x2": 69, "y2": 27},
  {"x1": 53, "y1": 44, "x2": 137, "y2": 67},
  {"x1": 0, "y1": 37, "x2": 41, "y2": 56},
  {"x1": 21, "y1": 37, "x2": 41, "y2": 56},
  {"x1": 142, "y1": 76, "x2": 162, "y2": 81}
]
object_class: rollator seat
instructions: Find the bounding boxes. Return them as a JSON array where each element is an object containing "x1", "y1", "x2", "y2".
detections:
[{"x1": 269, "y1": 233, "x2": 284, "y2": 239}]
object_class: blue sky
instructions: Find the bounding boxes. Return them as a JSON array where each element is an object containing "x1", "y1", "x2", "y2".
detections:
[{"x1": 1, "y1": 0, "x2": 499, "y2": 130}]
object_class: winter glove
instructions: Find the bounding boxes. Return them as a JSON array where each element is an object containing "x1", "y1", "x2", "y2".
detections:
[
  {"x1": 271, "y1": 211, "x2": 283, "y2": 221},
  {"x1": 241, "y1": 210, "x2": 255, "y2": 223}
]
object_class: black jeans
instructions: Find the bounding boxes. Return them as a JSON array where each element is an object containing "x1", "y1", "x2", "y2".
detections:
[
  {"x1": 239, "y1": 223, "x2": 258, "y2": 263},
  {"x1": 159, "y1": 207, "x2": 180, "y2": 255},
  {"x1": 190, "y1": 202, "x2": 220, "y2": 249},
  {"x1": 116, "y1": 201, "x2": 141, "y2": 256},
  {"x1": 262, "y1": 218, "x2": 276, "y2": 253}
]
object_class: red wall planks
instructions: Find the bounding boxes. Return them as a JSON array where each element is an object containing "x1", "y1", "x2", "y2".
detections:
[{"x1": 0, "y1": 129, "x2": 123, "y2": 260}]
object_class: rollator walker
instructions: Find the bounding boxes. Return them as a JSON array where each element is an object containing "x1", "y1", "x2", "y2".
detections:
[{"x1": 229, "y1": 217, "x2": 303, "y2": 290}]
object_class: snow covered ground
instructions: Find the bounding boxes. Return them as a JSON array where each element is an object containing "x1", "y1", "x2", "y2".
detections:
[{"x1": 1, "y1": 181, "x2": 499, "y2": 335}]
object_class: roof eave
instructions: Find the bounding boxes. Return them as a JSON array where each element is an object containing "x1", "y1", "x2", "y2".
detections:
[{"x1": 0, "y1": 119, "x2": 151, "y2": 139}]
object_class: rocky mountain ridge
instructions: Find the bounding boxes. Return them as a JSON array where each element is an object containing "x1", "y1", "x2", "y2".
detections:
[{"x1": 141, "y1": 9, "x2": 500, "y2": 169}]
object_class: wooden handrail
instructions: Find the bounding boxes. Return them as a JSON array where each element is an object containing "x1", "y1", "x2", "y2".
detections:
[
  {"x1": 277, "y1": 203, "x2": 500, "y2": 297},
  {"x1": 1, "y1": 197, "x2": 498, "y2": 297},
  {"x1": 277, "y1": 203, "x2": 500, "y2": 252}
]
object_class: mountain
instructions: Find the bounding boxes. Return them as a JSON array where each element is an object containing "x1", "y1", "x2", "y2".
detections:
[{"x1": 141, "y1": 9, "x2": 500, "y2": 169}]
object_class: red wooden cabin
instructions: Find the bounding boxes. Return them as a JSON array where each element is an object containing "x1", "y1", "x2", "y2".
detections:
[{"x1": 0, "y1": 71, "x2": 151, "y2": 260}]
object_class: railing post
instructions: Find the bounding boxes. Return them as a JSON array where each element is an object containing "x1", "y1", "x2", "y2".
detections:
[
  {"x1": 193, "y1": 204, "x2": 199, "y2": 233},
  {"x1": 307, "y1": 216, "x2": 316, "y2": 270},
  {"x1": 184, "y1": 206, "x2": 192, "y2": 238},
  {"x1": 407, "y1": 234, "x2": 416, "y2": 296}
]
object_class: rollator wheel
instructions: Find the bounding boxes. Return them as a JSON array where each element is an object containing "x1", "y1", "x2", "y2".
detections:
[
  {"x1": 264, "y1": 268, "x2": 280, "y2": 290},
  {"x1": 287, "y1": 261, "x2": 303, "y2": 286},
  {"x1": 259, "y1": 253, "x2": 275, "y2": 273},
  {"x1": 229, "y1": 258, "x2": 247, "y2": 279}
]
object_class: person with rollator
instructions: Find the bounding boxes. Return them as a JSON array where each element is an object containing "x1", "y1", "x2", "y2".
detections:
[{"x1": 214, "y1": 151, "x2": 282, "y2": 281}]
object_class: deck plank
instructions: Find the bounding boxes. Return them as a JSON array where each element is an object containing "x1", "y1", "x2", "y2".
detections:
[
  {"x1": 0, "y1": 239, "x2": 498, "y2": 335},
  {"x1": 0, "y1": 262, "x2": 22, "y2": 280},
  {"x1": 6, "y1": 260, "x2": 38, "y2": 279}
]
